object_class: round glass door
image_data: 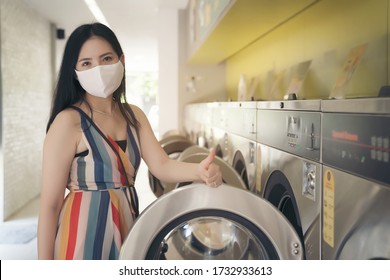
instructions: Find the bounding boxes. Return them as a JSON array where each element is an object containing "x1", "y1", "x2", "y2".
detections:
[
  {"x1": 120, "y1": 184, "x2": 303, "y2": 260},
  {"x1": 151, "y1": 215, "x2": 273, "y2": 260}
]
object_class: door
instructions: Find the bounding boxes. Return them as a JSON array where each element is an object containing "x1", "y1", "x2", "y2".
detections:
[{"x1": 120, "y1": 183, "x2": 303, "y2": 260}]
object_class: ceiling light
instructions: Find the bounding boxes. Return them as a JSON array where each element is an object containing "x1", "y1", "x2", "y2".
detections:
[{"x1": 84, "y1": 0, "x2": 109, "y2": 27}]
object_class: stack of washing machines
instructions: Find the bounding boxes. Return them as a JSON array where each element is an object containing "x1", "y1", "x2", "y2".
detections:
[
  {"x1": 149, "y1": 103, "x2": 248, "y2": 197},
  {"x1": 183, "y1": 103, "x2": 214, "y2": 149},
  {"x1": 184, "y1": 96, "x2": 390, "y2": 260},
  {"x1": 182, "y1": 102, "x2": 248, "y2": 190},
  {"x1": 185, "y1": 99, "x2": 322, "y2": 260},
  {"x1": 184, "y1": 101, "x2": 258, "y2": 192},
  {"x1": 126, "y1": 96, "x2": 390, "y2": 260},
  {"x1": 121, "y1": 101, "x2": 305, "y2": 260}
]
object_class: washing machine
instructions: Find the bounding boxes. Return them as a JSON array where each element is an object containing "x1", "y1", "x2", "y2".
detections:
[
  {"x1": 193, "y1": 103, "x2": 214, "y2": 149},
  {"x1": 120, "y1": 183, "x2": 304, "y2": 260},
  {"x1": 189, "y1": 102, "x2": 231, "y2": 161},
  {"x1": 184, "y1": 103, "x2": 211, "y2": 147},
  {"x1": 321, "y1": 97, "x2": 390, "y2": 259},
  {"x1": 256, "y1": 100, "x2": 322, "y2": 260},
  {"x1": 212, "y1": 126, "x2": 229, "y2": 160},
  {"x1": 225, "y1": 102, "x2": 257, "y2": 192},
  {"x1": 160, "y1": 129, "x2": 187, "y2": 139},
  {"x1": 163, "y1": 145, "x2": 247, "y2": 193},
  {"x1": 183, "y1": 103, "x2": 199, "y2": 145},
  {"x1": 148, "y1": 134, "x2": 194, "y2": 197},
  {"x1": 209, "y1": 102, "x2": 230, "y2": 161}
]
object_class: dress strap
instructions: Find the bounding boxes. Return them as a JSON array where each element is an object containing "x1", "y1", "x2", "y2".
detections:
[{"x1": 68, "y1": 105, "x2": 140, "y2": 217}]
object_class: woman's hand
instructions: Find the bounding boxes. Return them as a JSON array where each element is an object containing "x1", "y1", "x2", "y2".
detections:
[{"x1": 198, "y1": 149, "x2": 223, "y2": 187}]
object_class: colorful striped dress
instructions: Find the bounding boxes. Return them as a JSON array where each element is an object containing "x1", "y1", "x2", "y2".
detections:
[{"x1": 54, "y1": 107, "x2": 141, "y2": 260}]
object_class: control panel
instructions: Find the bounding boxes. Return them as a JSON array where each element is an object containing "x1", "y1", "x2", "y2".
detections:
[
  {"x1": 257, "y1": 110, "x2": 321, "y2": 161},
  {"x1": 322, "y1": 113, "x2": 390, "y2": 186}
]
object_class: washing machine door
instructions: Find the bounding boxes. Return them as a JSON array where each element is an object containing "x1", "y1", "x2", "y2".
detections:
[
  {"x1": 148, "y1": 136, "x2": 194, "y2": 197},
  {"x1": 119, "y1": 183, "x2": 303, "y2": 260}
]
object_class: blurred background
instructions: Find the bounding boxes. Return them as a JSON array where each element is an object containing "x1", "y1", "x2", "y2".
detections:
[{"x1": 1, "y1": 0, "x2": 389, "y2": 259}]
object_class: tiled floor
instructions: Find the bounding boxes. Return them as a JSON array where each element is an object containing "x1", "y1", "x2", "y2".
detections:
[{"x1": 0, "y1": 160, "x2": 157, "y2": 260}]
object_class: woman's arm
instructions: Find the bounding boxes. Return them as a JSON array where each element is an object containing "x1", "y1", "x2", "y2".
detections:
[
  {"x1": 37, "y1": 110, "x2": 80, "y2": 259},
  {"x1": 132, "y1": 105, "x2": 222, "y2": 186}
]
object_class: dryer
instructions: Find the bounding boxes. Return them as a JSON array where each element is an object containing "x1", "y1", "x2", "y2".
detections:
[
  {"x1": 321, "y1": 97, "x2": 390, "y2": 259},
  {"x1": 148, "y1": 134, "x2": 194, "y2": 197},
  {"x1": 256, "y1": 100, "x2": 322, "y2": 260},
  {"x1": 120, "y1": 183, "x2": 304, "y2": 260},
  {"x1": 184, "y1": 103, "x2": 211, "y2": 147},
  {"x1": 210, "y1": 102, "x2": 230, "y2": 161},
  {"x1": 173, "y1": 150, "x2": 247, "y2": 191},
  {"x1": 163, "y1": 145, "x2": 247, "y2": 193},
  {"x1": 197, "y1": 103, "x2": 214, "y2": 149},
  {"x1": 183, "y1": 103, "x2": 199, "y2": 145},
  {"x1": 225, "y1": 102, "x2": 257, "y2": 192}
]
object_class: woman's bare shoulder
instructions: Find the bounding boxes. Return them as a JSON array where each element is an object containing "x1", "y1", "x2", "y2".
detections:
[
  {"x1": 48, "y1": 108, "x2": 82, "y2": 135},
  {"x1": 128, "y1": 103, "x2": 143, "y2": 114},
  {"x1": 128, "y1": 103, "x2": 148, "y2": 120}
]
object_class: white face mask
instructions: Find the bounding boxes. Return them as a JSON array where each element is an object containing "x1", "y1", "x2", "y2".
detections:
[{"x1": 75, "y1": 61, "x2": 124, "y2": 98}]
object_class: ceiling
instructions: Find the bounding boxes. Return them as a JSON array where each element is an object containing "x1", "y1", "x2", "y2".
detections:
[{"x1": 22, "y1": 0, "x2": 189, "y2": 72}]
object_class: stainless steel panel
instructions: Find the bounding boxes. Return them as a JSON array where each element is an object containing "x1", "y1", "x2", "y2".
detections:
[
  {"x1": 229, "y1": 133, "x2": 257, "y2": 192},
  {"x1": 120, "y1": 184, "x2": 303, "y2": 260},
  {"x1": 257, "y1": 100, "x2": 321, "y2": 111},
  {"x1": 257, "y1": 110, "x2": 321, "y2": 161},
  {"x1": 212, "y1": 127, "x2": 230, "y2": 161},
  {"x1": 321, "y1": 97, "x2": 390, "y2": 114},
  {"x1": 322, "y1": 166, "x2": 390, "y2": 259},
  {"x1": 258, "y1": 143, "x2": 321, "y2": 260},
  {"x1": 224, "y1": 102, "x2": 257, "y2": 140},
  {"x1": 224, "y1": 101, "x2": 257, "y2": 109}
]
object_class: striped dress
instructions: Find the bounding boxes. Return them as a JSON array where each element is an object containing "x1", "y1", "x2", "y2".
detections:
[{"x1": 54, "y1": 107, "x2": 141, "y2": 260}]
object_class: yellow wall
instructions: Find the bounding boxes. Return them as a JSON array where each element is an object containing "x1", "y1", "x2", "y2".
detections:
[{"x1": 226, "y1": 0, "x2": 388, "y2": 100}]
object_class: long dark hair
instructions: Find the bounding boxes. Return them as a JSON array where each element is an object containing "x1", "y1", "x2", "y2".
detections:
[{"x1": 46, "y1": 22, "x2": 139, "y2": 132}]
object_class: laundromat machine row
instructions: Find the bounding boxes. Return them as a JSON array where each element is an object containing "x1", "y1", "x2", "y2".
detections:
[{"x1": 119, "y1": 97, "x2": 390, "y2": 260}]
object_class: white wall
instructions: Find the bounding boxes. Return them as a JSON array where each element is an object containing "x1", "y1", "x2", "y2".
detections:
[
  {"x1": 157, "y1": 6, "x2": 226, "y2": 138},
  {"x1": 177, "y1": 8, "x2": 226, "y2": 131},
  {"x1": 157, "y1": 9, "x2": 180, "y2": 137},
  {"x1": 0, "y1": 0, "x2": 53, "y2": 221}
]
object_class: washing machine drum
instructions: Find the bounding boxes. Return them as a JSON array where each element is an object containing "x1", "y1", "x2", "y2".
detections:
[{"x1": 120, "y1": 183, "x2": 303, "y2": 260}]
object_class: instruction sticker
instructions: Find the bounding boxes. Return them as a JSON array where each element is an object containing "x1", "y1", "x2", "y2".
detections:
[{"x1": 323, "y1": 169, "x2": 335, "y2": 248}]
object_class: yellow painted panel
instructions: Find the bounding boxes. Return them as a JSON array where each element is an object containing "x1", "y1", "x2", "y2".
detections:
[
  {"x1": 226, "y1": 0, "x2": 388, "y2": 101},
  {"x1": 188, "y1": 0, "x2": 318, "y2": 64}
]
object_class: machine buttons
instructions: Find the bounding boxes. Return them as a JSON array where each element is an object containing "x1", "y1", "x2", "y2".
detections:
[
  {"x1": 377, "y1": 150, "x2": 383, "y2": 161},
  {"x1": 383, "y1": 137, "x2": 389, "y2": 163},
  {"x1": 370, "y1": 136, "x2": 389, "y2": 163},
  {"x1": 371, "y1": 136, "x2": 376, "y2": 146},
  {"x1": 292, "y1": 243, "x2": 300, "y2": 255},
  {"x1": 371, "y1": 149, "x2": 376, "y2": 160},
  {"x1": 384, "y1": 137, "x2": 389, "y2": 149}
]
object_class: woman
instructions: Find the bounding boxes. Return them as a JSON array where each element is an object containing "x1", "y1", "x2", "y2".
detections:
[{"x1": 38, "y1": 23, "x2": 222, "y2": 260}]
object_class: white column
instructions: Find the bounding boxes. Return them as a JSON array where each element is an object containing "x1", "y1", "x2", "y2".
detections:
[{"x1": 157, "y1": 9, "x2": 179, "y2": 137}]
